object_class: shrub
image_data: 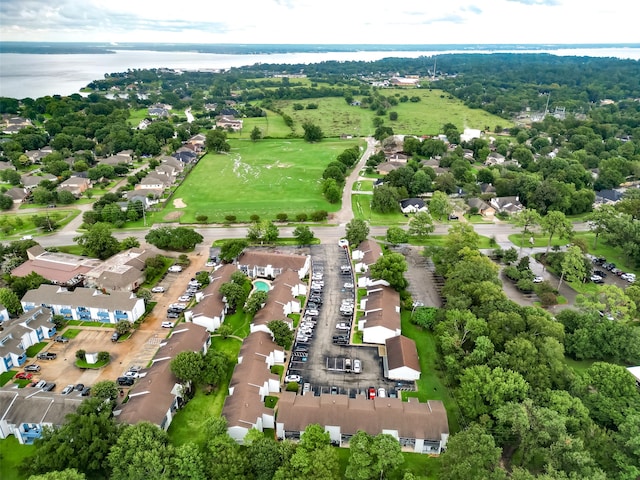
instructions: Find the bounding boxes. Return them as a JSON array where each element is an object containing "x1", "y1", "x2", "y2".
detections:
[
  {"x1": 195, "y1": 214, "x2": 208, "y2": 222},
  {"x1": 250, "y1": 214, "x2": 260, "y2": 222},
  {"x1": 517, "y1": 279, "x2": 535, "y2": 293},
  {"x1": 310, "y1": 210, "x2": 328, "y2": 222},
  {"x1": 504, "y1": 266, "x2": 521, "y2": 281},
  {"x1": 296, "y1": 213, "x2": 308, "y2": 222},
  {"x1": 276, "y1": 213, "x2": 288, "y2": 222},
  {"x1": 224, "y1": 215, "x2": 237, "y2": 223},
  {"x1": 75, "y1": 349, "x2": 86, "y2": 361},
  {"x1": 286, "y1": 382, "x2": 299, "y2": 392},
  {"x1": 97, "y1": 351, "x2": 110, "y2": 363},
  {"x1": 539, "y1": 291, "x2": 558, "y2": 307},
  {"x1": 412, "y1": 307, "x2": 438, "y2": 330}
]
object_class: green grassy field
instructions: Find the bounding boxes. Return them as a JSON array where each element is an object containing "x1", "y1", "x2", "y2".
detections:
[
  {"x1": 352, "y1": 195, "x2": 408, "y2": 225},
  {"x1": 0, "y1": 437, "x2": 33, "y2": 480},
  {"x1": 127, "y1": 107, "x2": 148, "y2": 127},
  {"x1": 161, "y1": 138, "x2": 360, "y2": 223},
  {"x1": 270, "y1": 89, "x2": 512, "y2": 138},
  {"x1": 0, "y1": 209, "x2": 81, "y2": 240},
  {"x1": 227, "y1": 111, "x2": 292, "y2": 139}
]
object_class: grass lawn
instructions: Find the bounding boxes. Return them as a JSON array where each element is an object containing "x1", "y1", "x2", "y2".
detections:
[
  {"x1": 168, "y1": 336, "x2": 241, "y2": 446},
  {"x1": 0, "y1": 437, "x2": 34, "y2": 480},
  {"x1": 25, "y1": 342, "x2": 47, "y2": 358},
  {"x1": 264, "y1": 395, "x2": 278, "y2": 408},
  {"x1": 227, "y1": 111, "x2": 292, "y2": 139},
  {"x1": 400, "y1": 312, "x2": 462, "y2": 434},
  {"x1": 352, "y1": 195, "x2": 408, "y2": 226},
  {"x1": 336, "y1": 446, "x2": 441, "y2": 480},
  {"x1": 161, "y1": 138, "x2": 360, "y2": 223},
  {"x1": 62, "y1": 328, "x2": 82, "y2": 339},
  {"x1": 508, "y1": 233, "x2": 569, "y2": 249},
  {"x1": 57, "y1": 244, "x2": 86, "y2": 256},
  {"x1": 223, "y1": 311, "x2": 252, "y2": 338},
  {"x1": 0, "y1": 371, "x2": 16, "y2": 387},
  {"x1": 563, "y1": 357, "x2": 595, "y2": 375},
  {"x1": 572, "y1": 232, "x2": 639, "y2": 275},
  {"x1": 0, "y1": 209, "x2": 80, "y2": 240},
  {"x1": 353, "y1": 179, "x2": 374, "y2": 192},
  {"x1": 128, "y1": 107, "x2": 148, "y2": 127}
]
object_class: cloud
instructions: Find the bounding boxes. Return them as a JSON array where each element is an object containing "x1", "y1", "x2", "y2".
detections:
[
  {"x1": 465, "y1": 5, "x2": 483, "y2": 14},
  {"x1": 506, "y1": 0, "x2": 560, "y2": 5}
]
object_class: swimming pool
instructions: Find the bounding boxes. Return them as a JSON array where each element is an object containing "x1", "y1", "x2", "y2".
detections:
[{"x1": 254, "y1": 280, "x2": 270, "y2": 292}]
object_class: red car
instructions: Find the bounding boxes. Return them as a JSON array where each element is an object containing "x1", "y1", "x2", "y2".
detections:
[
  {"x1": 368, "y1": 387, "x2": 376, "y2": 400},
  {"x1": 16, "y1": 372, "x2": 33, "y2": 380}
]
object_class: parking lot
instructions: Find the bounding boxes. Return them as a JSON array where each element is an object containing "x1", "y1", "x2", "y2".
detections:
[{"x1": 286, "y1": 244, "x2": 405, "y2": 397}]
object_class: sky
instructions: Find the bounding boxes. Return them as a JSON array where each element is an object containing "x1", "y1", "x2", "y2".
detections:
[{"x1": 0, "y1": 0, "x2": 637, "y2": 45}]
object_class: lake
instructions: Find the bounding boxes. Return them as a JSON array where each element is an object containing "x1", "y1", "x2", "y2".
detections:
[{"x1": 1, "y1": 46, "x2": 639, "y2": 99}]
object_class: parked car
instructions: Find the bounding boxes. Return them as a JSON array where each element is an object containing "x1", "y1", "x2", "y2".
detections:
[
  {"x1": 590, "y1": 275, "x2": 604, "y2": 284},
  {"x1": 54, "y1": 335, "x2": 69, "y2": 343},
  {"x1": 74, "y1": 383, "x2": 85, "y2": 391},
  {"x1": 338, "y1": 239, "x2": 349, "y2": 248},
  {"x1": 305, "y1": 309, "x2": 319, "y2": 317},
  {"x1": 81, "y1": 386, "x2": 91, "y2": 396},
  {"x1": 117, "y1": 376, "x2": 135, "y2": 386},
  {"x1": 178, "y1": 295, "x2": 192, "y2": 302},
  {"x1": 205, "y1": 260, "x2": 216, "y2": 267},
  {"x1": 123, "y1": 371, "x2": 140, "y2": 378},
  {"x1": 35, "y1": 380, "x2": 47, "y2": 389},
  {"x1": 37, "y1": 352, "x2": 57, "y2": 360},
  {"x1": 161, "y1": 321, "x2": 175, "y2": 328},
  {"x1": 343, "y1": 283, "x2": 354, "y2": 289},
  {"x1": 336, "y1": 322, "x2": 351, "y2": 331},
  {"x1": 593, "y1": 270, "x2": 607, "y2": 278},
  {"x1": 333, "y1": 335, "x2": 349, "y2": 344},
  {"x1": 151, "y1": 286, "x2": 165, "y2": 293},
  {"x1": 378, "y1": 387, "x2": 387, "y2": 398},
  {"x1": 621, "y1": 273, "x2": 636, "y2": 282},
  {"x1": 302, "y1": 383, "x2": 311, "y2": 395},
  {"x1": 24, "y1": 364, "x2": 41, "y2": 373},
  {"x1": 168, "y1": 265, "x2": 183, "y2": 273},
  {"x1": 368, "y1": 387, "x2": 376, "y2": 400},
  {"x1": 284, "y1": 374, "x2": 301, "y2": 383},
  {"x1": 43, "y1": 382, "x2": 56, "y2": 392},
  {"x1": 353, "y1": 359, "x2": 362, "y2": 374},
  {"x1": 61, "y1": 385, "x2": 74, "y2": 395},
  {"x1": 15, "y1": 372, "x2": 33, "y2": 380},
  {"x1": 169, "y1": 303, "x2": 187, "y2": 310},
  {"x1": 533, "y1": 276, "x2": 544, "y2": 283},
  {"x1": 111, "y1": 332, "x2": 121, "y2": 342}
]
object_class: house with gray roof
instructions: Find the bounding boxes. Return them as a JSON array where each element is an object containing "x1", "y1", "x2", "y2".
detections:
[
  {"x1": 399, "y1": 198, "x2": 428, "y2": 214},
  {"x1": 490, "y1": 196, "x2": 524, "y2": 214},
  {"x1": 116, "y1": 323, "x2": 210, "y2": 431},
  {"x1": 6, "y1": 187, "x2": 28, "y2": 204},
  {"x1": 0, "y1": 308, "x2": 55, "y2": 373},
  {"x1": 83, "y1": 247, "x2": 155, "y2": 292},
  {"x1": 358, "y1": 285, "x2": 401, "y2": 345},
  {"x1": 136, "y1": 172, "x2": 170, "y2": 191},
  {"x1": 21, "y1": 285, "x2": 145, "y2": 324},
  {"x1": 0, "y1": 161, "x2": 16, "y2": 171},
  {"x1": 276, "y1": 392, "x2": 449, "y2": 454},
  {"x1": 0, "y1": 387, "x2": 83, "y2": 444},
  {"x1": 467, "y1": 197, "x2": 496, "y2": 218},
  {"x1": 21, "y1": 174, "x2": 57, "y2": 190},
  {"x1": 58, "y1": 176, "x2": 91, "y2": 196}
]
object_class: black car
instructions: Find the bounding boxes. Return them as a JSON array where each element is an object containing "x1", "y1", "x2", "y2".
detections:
[
  {"x1": 37, "y1": 352, "x2": 57, "y2": 360},
  {"x1": 593, "y1": 270, "x2": 607, "y2": 278},
  {"x1": 75, "y1": 383, "x2": 85, "y2": 391},
  {"x1": 306, "y1": 302, "x2": 320, "y2": 310},
  {"x1": 167, "y1": 311, "x2": 180, "y2": 319},
  {"x1": 117, "y1": 376, "x2": 135, "y2": 386},
  {"x1": 309, "y1": 296, "x2": 323, "y2": 304},
  {"x1": 167, "y1": 308, "x2": 183, "y2": 314},
  {"x1": 54, "y1": 335, "x2": 69, "y2": 343},
  {"x1": 81, "y1": 386, "x2": 91, "y2": 396},
  {"x1": 43, "y1": 382, "x2": 56, "y2": 392},
  {"x1": 111, "y1": 331, "x2": 121, "y2": 342}
]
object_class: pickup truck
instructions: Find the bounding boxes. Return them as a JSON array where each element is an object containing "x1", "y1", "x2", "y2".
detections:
[{"x1": 37, "y1": 352, "x2": 57, "y2": 360}]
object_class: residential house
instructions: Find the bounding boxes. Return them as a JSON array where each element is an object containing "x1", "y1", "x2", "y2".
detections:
[
  {"x1": 385, "y1": 335, "x2": 421, "y2": 381},
  {"x1": 0, "y1": 388, "x2": 83, "y2": 444},
  {"x1": 222, "y1": 331, "x2": 281, "y2": 443},
  {"x1": 399, "y1": 198, "x2": 428, "y2": 214},
  {"x1": 6, "y1": 187, "x2": 28, "y2": 204},
  {"x1": 462, "y1": 149, "x2": 475, "y2": 161},
  {"x1": 384, "y1": 152, "x2": 409, "y2": 163},
  {"x1": 24, "y1": 149, "x2": 49, "y2": 164},
  {"x1": 135, "y1": 172, "x2": 170, "y2": 191},
  {"x1": 160, "y1": 155, "x2": 184, "y2": 172},
  {"x1": 0, "y1": 161, "x2": 15, "y2": 171},
  {"x1": 484, "y1": 152, "x2": 506, "y2": 166},
  {"x1": 116, "y1": 323, "x2": 210, "y2": 431},
  {"x1": 172, "y1": 150, "x2": 197, "y2": 163},
  {"x1": 148, "y1": 107, "x2": 169, "y2": 117},
  {"x1": 276, "y1": 393, "x2": 449, "y2": 454},
  {"x1": 627, "y1": 366, "x2": 640, "y2": 388},
  {"x1": 137, "y1": 119, "x2": 151, "y2": 130},
  {"x1": 389, "y1": 77, "x2": 420, "y2": 86},
  {"x1": 420, "y1": 158, "x2": 440, "y2": 168},
  {"x1": 376, "y1": 161, "x2": 404, "y2": 175},
  {"x1": 490, "y1": 196, "x2": 524, "y2": 214},
  {"x1": 460, "y1": 128, "x2": 482, "y2": 142},
  {"x1": 352, "y1": 240, "x2": 383, "y2": 274},
  {"x1": 11, "y1": 245, "x2": 101, "y2": 286},
  {"x1": 84, "y1": 247, "x2": 157, "y2": 292},
  {"x1": 216, "y1": 116, "x2": 243, "y2": 131},
  {"x1": 21, "y1": 285, "x2": 145, "y2": 324},
  {"x1": 123, "y1": 189, "x2": 161, "y2": 208},
  {"x1": 595, "y1": 189, "x2": 625, "y2": 205},
  {"x1": 21, "y1": 174, "x2": 57, "y2": 190},
  {"x1": 58, "y1": 176, "x2": 90, "y2": 196},
  {"x1": 467, "y1": 197, "x2": 496, "y2": 218},
  {"x1": 100, "y1": 152, "x2": 133, "y2": 166},
  {"x1": 155, "y1": 163, "x2": 178, "y2": 178},
  {"x1": 0, "y1": 308, "x2": 56, "y2": 373},
  {"x1": 358, "y1": 286, "x2": 401, "y2": 345},
  {"x1": 251, "y1": 269, "x2": 305, "y2": 333},
  {"x1": 185, "y1": 264, "x2": 235, "y2": 331},
  {"x1": 1, "y1": 116, "x2": 32, "y2": 135},
  {"x1": 237, "y1": 250, "x2": 311, "y2": 280},
  {"x1": 480, "y1": 183, "x2": 497, "y2": 195}
]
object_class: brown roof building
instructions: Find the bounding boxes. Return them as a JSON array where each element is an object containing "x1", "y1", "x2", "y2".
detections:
[
  {"x1": 185, "y1": 264, "x2": 235, "y2": 331},
  {"x1": 11, "y1": 248, "x2": 101, "y2": 286},
  {"x1": 276, "y1": 392, "x2": 449, "y2": 454},
  {"x1": 358, "y1": 286, "x2": 401, "y2": 345},
  {"x1": 251, "y1": 269, "x2": 305, "y2": 333},
  {"x1": 237, "y1": 250, "x2": 310, "y2": 280},
  {"x1": 385, "y1": 335, "x2": 421, "y2": 381}
]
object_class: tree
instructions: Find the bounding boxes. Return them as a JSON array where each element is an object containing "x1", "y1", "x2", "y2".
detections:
[
  {"x1": 0, "y1": 194, "x2": 15, "y2": 209},
  {"x1": 171, "y1": 442, "x2": 208, "y2": 480},
  {"x1": 541, "y1": 210, "x2": 573, "y2": 254},
  {"x1": 74, "y1": 222, "x2": 120, "y2": 260},
  {"x1": 170, "y1": 351, "x2": 205, "y2": 384},
  {"x1": 27, "y1": 469, "x2": 86, "y2": 480},
  {"x1": 345, "y1": 431, "x2": 377, "y2": 480},
  {"x1": 145, "y1": 227, "x2": 203, "y2": 251},
  {"x1": 408, "y1": 211, "x2": 434, "y2": 238},
  {"x1": 23, "y1": 398, "x2": 121, "y2": 478},
  {"x1": 115, "y1": 320, "x2": 133, "y2": 336},
  {"x1": 250, "y1": 126, "x2": 262, "y2": 142},
  {"x1": 201, "y1": 349, "x2": 230, "y2": 388},
  {"x1": 206, "y1": 129, "x2": 230, "y2": 152},
  {"x1": 220, "y1": 239, "x2": 247, "y2": 262},
  {"x1": 268, "y1": 320, "x2": 294, "y2": 349},
  {"x1": 429, "y1": 191, "x2": 452, "y2": 220},
  {"x1": 276, "y1": 424, "x2": 338, "y2": 480},
  {"x1": 246, "y1": 435, "x2": 283, "y2": 480},
  {"x1": 369, "y1": 252, "x2": 408, "y2": 290},
  {"x1": 587, "y1": 205, "x2": 616, "y2": 249},
  {"x1": 576, "y1": 284, "x2": 636, "y2": 321},
  {"x1": 219, "y1": 281, "x2": 248, "y2": 312},
  {"x1": 91, "y1": 380, "x2": 119, "y2": 401},
  {"x1": 345, "y1": 218, "x2": 369, "y2": 246},
  {"x1": 120, "y1": 236, "x2": 140, "y2": 250},
  {"x1": 302, "y1": 122, "x2": 323, "y2": 142},
  {"x1": 293, "y1": 225, "x2": 315, "y2": 245},
  {"x1": 515, "y1": 208, "x2": 542, "y2": 252},
  {"x1": 440, "y1": 424, "x2": 505, "y2": 480},
  {"x1": 559, "y1": 246, "x2": 586, "y2": 288},
  {"x1": 245, "y1": 290, "x2": 268, "y2": 315},
  {"x1": 107, "y1": 422, "x2": 174, "y2": 480},
  {"x1": 502, "y1": 247, "x2": 519, "y2": 265},
  {"x1": 386, "y1": 226, "x2": 409, "y2": 245},
  {"x1": 206, "y1": 433, "x2": 250, "y2": 480},
  {"x1": 371, "y1": 185, "x2": 401, "y2": 213},
  {"x1": 263, "y1": 221, "x2": 279, "y2": 243},
  {"x1": 0, "y1": 287, "x2": 23, "y2": 316}
]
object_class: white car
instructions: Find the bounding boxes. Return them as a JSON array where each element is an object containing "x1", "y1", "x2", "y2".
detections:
[
  {"x1": 169, "y1": 303, "x2": 187, "y2": 310},
  {"x1": 305, "y1": 309, "x2": 319, "y2": 316},
  {"x1": 35, "y1": 380, "x2": 47, "y2": 389},
  {"x1": 378, "y1": 387, "x2": 387, "y2": 398},
  {"x1": 161, "y1": 321, "x2": 175, "y2": 328},
  {"x1": 533, "y1": 276, "x2": 544, "y2": 283},
  {"x1": 178, "y1": 295, "x2": 192, "y2": 302},
  {"x1": 343, "y1": 283, "x2": 354, "y2": 289},
  {"x1": 168, "y1": 265, "x2": 182, "y2": 273},
  {"x1": 123, "y1": 371, "x2": 140, "y2": 378},
  {"x1": 284, "y1": 374, "x2": 301, "y2": 383},
  {"x1": 338, "y1": 239, "x2": 349, "y2": 248},
  {"x1": 353, "y1": 359, "x2": 362, "y2": 374},
  {"x1": 61, "y1": 385, "x2": 74, "y2": 395},
  {"x1": 336, "y1": 322, "x2": 351, "y2": 331},
  {"x1": 21, "y1": 235, "x2": 33, "y2": 240},
  {"x1": 621, "y1": 273, "x2": 636, "y2": 282},
  {"x1": 205, "y1": 260, "x2": 216, "y2": 267},
  {"x1": 151, "y1": 286, "x2": 165, "y2": 293}
]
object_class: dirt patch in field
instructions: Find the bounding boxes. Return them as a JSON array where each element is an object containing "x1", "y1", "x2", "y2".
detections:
[
  {"x1": 173, "y1": 198, "x2": 187, "y2": 208},
  {"x1": 164, "y1": 211, "x2": 183, "y2": 221}
]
